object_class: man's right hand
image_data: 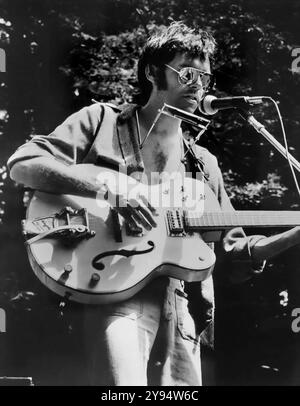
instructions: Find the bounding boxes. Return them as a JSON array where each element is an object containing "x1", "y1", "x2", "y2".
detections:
[{"x1": 105, "y1": 182, "x2": 158, "y2": 233}]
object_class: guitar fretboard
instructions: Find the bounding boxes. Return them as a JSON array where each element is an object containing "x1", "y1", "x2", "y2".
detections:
[{"x1": 184, "y1": 211, "x2": 300, "y2": 230}]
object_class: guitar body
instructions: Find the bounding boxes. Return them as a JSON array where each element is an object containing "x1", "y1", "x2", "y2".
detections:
[{"x1": 25, "y1": 165, "x2": 221, "y2": 304}]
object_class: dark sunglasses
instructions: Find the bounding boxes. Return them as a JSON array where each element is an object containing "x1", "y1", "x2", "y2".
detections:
[{"x1": 165, "y1": 64, "x2": 214, "y2": 91}]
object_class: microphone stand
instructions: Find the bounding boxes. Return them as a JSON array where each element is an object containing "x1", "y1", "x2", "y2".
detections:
[{"x1": 239, "y1": 109, "x2": 300, "y2": 173}]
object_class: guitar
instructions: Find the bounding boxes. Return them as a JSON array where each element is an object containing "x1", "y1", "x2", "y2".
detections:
[{"x1": 22, "y1": 165, "x2": 300, "y2": 304}]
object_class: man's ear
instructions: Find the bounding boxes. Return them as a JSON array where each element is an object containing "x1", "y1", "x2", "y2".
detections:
[{"x1": 145, "y1": 64, "x2": 157, "y2": 84}]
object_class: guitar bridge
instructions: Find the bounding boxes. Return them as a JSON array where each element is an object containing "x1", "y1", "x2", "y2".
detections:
[{"x1": 165, "y1": 209, "x2": 185, "y2": 237}]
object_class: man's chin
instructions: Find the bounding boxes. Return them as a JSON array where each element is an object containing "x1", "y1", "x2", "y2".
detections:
[{"x1": 177, "y1": 101, "x2": 198, "y2": 114}]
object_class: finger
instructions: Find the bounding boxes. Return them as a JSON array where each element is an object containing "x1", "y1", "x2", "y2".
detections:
[
  {"x1": 127, "y1": 203, "x2": 152, "y2": 230},
  {"x1": 117, "y1": 207, "x2": 143, "y2": 234},
  {"x1": 131, "y1": 210, "x2": 152, "y2": 231},
  {"x1": 138, "y1": 195, "x2": 158, "y2": 216},
  {"x1": 137, "y1": 203, "x2": 157, "y2": 228}
]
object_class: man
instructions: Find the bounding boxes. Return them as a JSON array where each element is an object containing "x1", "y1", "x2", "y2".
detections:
[{"x1": 7, "y1": 22, "x2": 300, "y2": 386}]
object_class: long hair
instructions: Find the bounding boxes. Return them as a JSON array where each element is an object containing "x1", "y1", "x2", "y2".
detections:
[{"x1": 137, "y1": 22, "x2": 216, "y2": 105}]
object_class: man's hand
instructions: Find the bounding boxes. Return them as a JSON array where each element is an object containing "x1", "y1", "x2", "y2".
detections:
[{"x1": 105, "y1": 182, "x2": 158, "y2": 233}]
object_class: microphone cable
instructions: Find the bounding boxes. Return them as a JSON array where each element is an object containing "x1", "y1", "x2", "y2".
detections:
[{"x1": 264, "y1": 96, "x2": 300, "y2": 201}]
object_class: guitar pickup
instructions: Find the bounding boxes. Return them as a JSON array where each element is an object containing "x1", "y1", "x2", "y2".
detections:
[{"x1": 166, "y1": 210, "x2": 185, "y2": 236}]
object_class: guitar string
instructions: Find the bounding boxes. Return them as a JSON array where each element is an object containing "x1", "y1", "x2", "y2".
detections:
[{"x1": 86, "y1": 211, "x2": 299, "y2": 227}]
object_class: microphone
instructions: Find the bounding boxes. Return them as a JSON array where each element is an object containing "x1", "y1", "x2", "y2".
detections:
[{"x1": 199, "y1": 95, "x2": 266, "y2": 115}]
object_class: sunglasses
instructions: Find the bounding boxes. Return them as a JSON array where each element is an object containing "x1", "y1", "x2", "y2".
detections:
[{"x1": 165, "y1": 64, "x2": 214, "y2": 91}]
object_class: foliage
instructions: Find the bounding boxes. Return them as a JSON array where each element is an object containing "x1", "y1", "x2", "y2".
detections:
[{"x1": 224, "y1": 171, "x2": 288, "y2": 209}]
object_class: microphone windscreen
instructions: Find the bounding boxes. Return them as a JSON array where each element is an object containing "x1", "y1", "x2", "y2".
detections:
[{"x1": 199, "y1": 95, "x2": 218, "y2": 115}]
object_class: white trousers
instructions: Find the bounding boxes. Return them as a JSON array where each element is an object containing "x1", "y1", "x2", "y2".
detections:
[{"x1": 83, "y1": 277, "x2": 202, "y2": 386}]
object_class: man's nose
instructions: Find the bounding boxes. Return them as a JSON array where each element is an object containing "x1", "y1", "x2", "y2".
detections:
[
  {"x1": 188, "y1": 76, "x2": 203, "y2": 90},
  {"x1": 188, "y1": 80, "x2": 205, "y2": 99}
]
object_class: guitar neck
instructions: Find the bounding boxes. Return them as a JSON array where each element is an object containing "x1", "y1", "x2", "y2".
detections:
[{"x1": 184, "y1": 211, "x2": 300, "y2": 231}]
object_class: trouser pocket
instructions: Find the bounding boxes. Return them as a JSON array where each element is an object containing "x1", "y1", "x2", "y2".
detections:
[{"x1": 175, "y1": 289, "x2": 200, "y2": 345}]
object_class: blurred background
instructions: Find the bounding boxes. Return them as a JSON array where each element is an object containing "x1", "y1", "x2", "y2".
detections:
[{"x1": 0, "y1": 0, "x2": 300, "y2": 385}]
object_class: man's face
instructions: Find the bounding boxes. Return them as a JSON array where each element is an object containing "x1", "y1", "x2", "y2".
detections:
[{"x1": 154, "y1": 52, "x2": 211, "y2": 113}]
